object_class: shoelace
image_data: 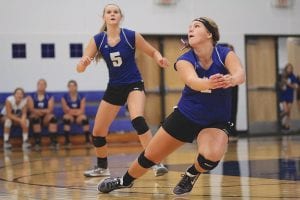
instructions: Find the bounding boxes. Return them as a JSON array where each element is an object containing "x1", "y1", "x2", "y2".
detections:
[
  {"x1": 177, "y1": 174, "x2": 192, "y2": 188},
  {"x1": 107, "y1": 178, "x2": 121, "y2": 189}
]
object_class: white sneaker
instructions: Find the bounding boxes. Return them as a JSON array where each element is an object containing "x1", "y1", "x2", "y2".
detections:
[
  {"x1": 22, "y1": 140, "x2": 31, "y2": 149},
  {"x1": 84, "y1": 166, "x2": 110, "y2": 177},
  {"x1": 152, "y1": 163, "x2": 168, "y2": 177},
  {"x1": 3, "y1": 141, "x2": 12, "y2": 149}
]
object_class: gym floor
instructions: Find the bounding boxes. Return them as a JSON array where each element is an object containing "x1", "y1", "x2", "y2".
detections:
[{"x1": 1, "y1": 134, "x2": 300, "y2": 199}]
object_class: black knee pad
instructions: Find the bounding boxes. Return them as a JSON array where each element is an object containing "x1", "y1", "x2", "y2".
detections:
[
  {"x1": 197, "y1": 154, "x2": 219, "y2": 171},
  {"x1": 131, "y1": 116, "x2": 149, "y2": 135},
  {"x1": 63, "y1": 118, "x2": 71, "y2": 125},
  {"x1": 137, "y1": 151, "x2": 156, "y2": 169},
  {"x1": 92, "y1": 136, "x2": 106, "y2": 147},
  {"x1": 49, "y1": 117, "x2": 57, "y2": 124},
  {"x1": 31, "y1": 117, "x2": 41, "y2": 124},
  {"x1": 81, "y1": 119, "x2": 89, "y2": 125}
]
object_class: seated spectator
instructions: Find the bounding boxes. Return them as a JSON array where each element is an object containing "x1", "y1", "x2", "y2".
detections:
[
  {"x1": 61, "y1": 80, "x2": 90, "y2": 147},
  {"x1": 27, "y1": 79, "x2": 59, "y2": 150},
  {"x1": 1, "y1": 88, "x2": 31, "y2": 150}
]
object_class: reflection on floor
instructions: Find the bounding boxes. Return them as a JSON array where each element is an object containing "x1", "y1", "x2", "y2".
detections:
[{"x1": 1, "y1": 135, "x2": 300, "y2": 199}]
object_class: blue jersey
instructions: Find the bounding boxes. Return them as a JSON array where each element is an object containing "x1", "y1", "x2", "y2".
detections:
[
  {"x1": 175, "y1": 45, "x2": 232, "y2": 126},
  {"x1": 31, "y1": 92, "x2": 52, "y2": 109},
  {"x1": 63, "y1": 93, "x2": 83, "y2": 109},
  {"x1": 94, "y1": 28, "x2": 142, "y2": 86},
  {"x1": 280, "y1": 73, "x2": 297, "y2": 103}
]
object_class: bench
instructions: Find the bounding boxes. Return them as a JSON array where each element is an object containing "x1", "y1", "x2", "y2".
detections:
[{"x1": 0, "y1": 91, "x2": 135, "y2": 138}]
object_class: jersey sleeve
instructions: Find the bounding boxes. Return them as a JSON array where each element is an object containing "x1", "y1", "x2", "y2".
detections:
[
  {"x1": 174, "y1": 50, "x2": 195, "y2": 71},
  {"x1": 93, "y1": 32, "x2": 105, "y2": 49},
  {"x1": 122, "y1": 28, "x2": 136, "y2": 48},
  {"x1": 216, "y1": 45, "x2": 231, "y2": 65}
]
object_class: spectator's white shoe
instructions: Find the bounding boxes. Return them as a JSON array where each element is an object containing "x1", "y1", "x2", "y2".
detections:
[
  {"x1": 3, "y1": 141, "x2": 12, "y2": 149},
  {"x1": 22, "y1": 140, "x2": 31, "y2": 149}
]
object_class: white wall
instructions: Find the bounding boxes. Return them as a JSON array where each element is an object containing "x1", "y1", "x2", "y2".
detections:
[{"x1": 1, "y1": 0, "x2": 300, "y2": 131}]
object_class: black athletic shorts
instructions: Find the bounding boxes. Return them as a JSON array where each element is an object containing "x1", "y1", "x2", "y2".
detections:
[
  {"x1": 162, "y1": 108, "x2": 232, "y2": 143},
  {"x1": 102, "y1": 81, "x2": 145, "y2": 106}
]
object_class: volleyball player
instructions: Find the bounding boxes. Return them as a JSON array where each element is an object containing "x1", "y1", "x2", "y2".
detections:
[
  {"x1": 28, "y1": 79, "x2": 58, "y2": 150},
  {"x1": 2, "y1": 88, "x2": 31, "y2": 150},
  {"x1": 77, "y1": 3, "x2": 169, "y2": 177},
  {"x1": 61, "y1": 80, "x2": 91, "y2": 147},
  {"x1": 279, "y1": 63, "x2": 298, "y2": 130},
  {"x1": 98, "y1": 17, "x2": 245, "y2": 195}
]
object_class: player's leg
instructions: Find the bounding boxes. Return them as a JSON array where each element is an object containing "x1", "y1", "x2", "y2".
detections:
[
  {"x1": 75, "y1": 114, "x2": 90, "y2": 144},
  {"x1": 173, "y1": 127, "x2": 229, "y2": 195},
  {"x1": 30, "y1": 114, "x2": 42, "y2": 148},
  {"x1": 98, "y1": 127, "x2": 184, "y2": 193},
  {"x1": 3, "y1": 117, "x2": 12, "y2": 149},
  {"x1": 127, "y1": 87, "x2": 168, "y2": 176},
  {"x1": 19, "y1": 118, "x2": 30, "y2": 149},
  {"x1": 44, "y1": 113, "x2": 59, "y2": 148},
  {"x1": 62, "y1": 114, "x2": 74, "y2": 146},
  {"x1": 84, "y1": 100, "x2": 120, "y2": 177}
]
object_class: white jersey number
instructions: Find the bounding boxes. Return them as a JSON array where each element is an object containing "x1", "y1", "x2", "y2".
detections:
[{"x1": 110, "y1": 52, "x2": 122, "y2": 67}]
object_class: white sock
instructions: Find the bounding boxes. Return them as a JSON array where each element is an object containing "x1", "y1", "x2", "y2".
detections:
[
  {"x1": 23, "y1": 133, "x2": 28, "y2": 142},
  {"x1": 4, "y1": 133, "x2": 9, "y2": 142},
  {"x1": 186, "y1": 172, "x2": 196, "y2": 177}
]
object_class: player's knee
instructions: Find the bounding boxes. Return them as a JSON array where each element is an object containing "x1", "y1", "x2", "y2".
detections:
[
  {"x1": 92, "y1": 136, "x2": 106, "y2": 147},
  {"x1": 49, "y1": 116, "x2": 57, "y2": 124},
  {"x1": 31, "y1": 117, "x2": 41, "y2": 125},
  {"x1": 4, "y1": 119, "x2": 12, "y2": 128},
  {"x1": 81, "y1": 118, "x2": 89, "y2": 126},
  {"x1": 63, "y1": 118, "x2": 71, "y2": 125},
  {"x1": 137, "y1": 151, "x2": 156, "y2": 169},
  {"x1": 131, "y1": 116, "x2": 149, "y2": 135},
  {"x1": 197, "y1": 154, "x2": 219, "y2": 171}
]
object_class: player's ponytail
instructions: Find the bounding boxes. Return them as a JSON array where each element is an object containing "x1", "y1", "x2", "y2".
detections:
[{"x1": 95, "y1": 23, "x2": 107, "y2": 63}]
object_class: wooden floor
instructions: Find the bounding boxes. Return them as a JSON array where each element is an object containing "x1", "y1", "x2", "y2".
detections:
[{"x1": 1, "y1": 134, "x2": 300, "y2": 200}]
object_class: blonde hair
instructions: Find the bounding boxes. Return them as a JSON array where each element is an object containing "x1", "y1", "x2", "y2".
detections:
[{"x1": 95, "y1": 3, "x2": 123, "y2": 63}]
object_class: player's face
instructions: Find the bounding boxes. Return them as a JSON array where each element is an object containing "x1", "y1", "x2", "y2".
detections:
[
  {"x1": 188, "y1": 21, "x2": 211, "y2": 47},
  {"x1": 286, "y1": 65, "x2": 293, "y2": 74},
  {"x1": 37, "y1": 80, "x2": 47, "y2": 92},
  {"x1": 103, "y1": 5, "x2": 122, "y2": 26},
  {"x1": 68, "y1": 83, "x2": 77, "y2": 93},
  {"x1": 14, "y1": 90, "x2": 24, "y2": 102}
]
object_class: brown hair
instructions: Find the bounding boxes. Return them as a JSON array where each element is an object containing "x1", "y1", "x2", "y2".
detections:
[
  {"x1": 95, "y1": 3, "x2": 123, "y2": 63},
  {"x1": 67, "y1": 80, "x2": 78, "y2": 87},
  {"x1": 193, "y1": 17, "x2": 220, "y2": 46},
  {"x1": 37, "y1": 78, "x2": 47, "y2": 86},
  {"x1": 13, "y1": 87, "x2": 25, "y2": 96}
]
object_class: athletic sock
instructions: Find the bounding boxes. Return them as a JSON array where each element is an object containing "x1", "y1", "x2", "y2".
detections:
[
  {"x1": 84, "y1": 131, "x2": 90, "y2": 143},
  {"x1": 50, "y1": 132, "x2": 57, "y2": 143},
  {"x1": 4, "y1": 133, "x2": 9, "y2": 142},
  {"x1": 33, "y1": 132, "x2": 41, "y2": 144},
  {"x1": 186, "y1": 164, "x2": 201, "y2": 177},
  {"x1": 97, "y1": 157, "x2": 108, "y2": 169},
  {"x1": 23, "y1": 133, "x2": 29, "y2": 142},
  {"x1": 64, "y1": 131, "x2": 70, "y2": 143},
  {"x1": 122, "y1": 171, "x2": 135, "y2": 186}
]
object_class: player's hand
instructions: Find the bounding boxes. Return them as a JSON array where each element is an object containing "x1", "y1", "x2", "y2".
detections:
[
  {"x1": 158, "y1": 57, "x2": 169, "y2": 68},
  {"x1": 76, "y1": 56, "x2": 93, "y2": 73},
  {"x1": 222, "y1": 74, "x2": 235, "y2": 88},
  {"x1": 208, "y1": 73, "x2": 226, "y2": 89}
]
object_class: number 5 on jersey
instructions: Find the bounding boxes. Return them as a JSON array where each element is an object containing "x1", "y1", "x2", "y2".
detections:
[{"x1": 110, "y1": 52, "x2": 123, "y2": 67}]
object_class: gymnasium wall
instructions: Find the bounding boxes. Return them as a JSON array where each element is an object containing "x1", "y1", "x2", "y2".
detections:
[{"x1": 1, "y1": 0, "x2": 300, "y2": 131}]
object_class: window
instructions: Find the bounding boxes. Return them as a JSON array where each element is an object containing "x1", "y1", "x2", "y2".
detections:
[
  {"x1": 12, "y1": 44, "x2": 26, "y2": 58},
  {"x1": 41, "y1": 43, "x2": 55, "y2": 58},
  {"x1": 70, "y1": 43, "x2": 83, "y2": 58}
]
